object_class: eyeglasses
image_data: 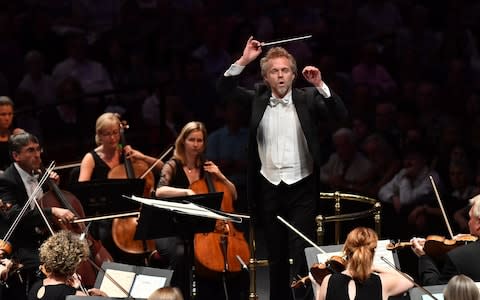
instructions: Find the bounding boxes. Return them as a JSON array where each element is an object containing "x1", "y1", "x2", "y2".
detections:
[{"x1": 100, "y1": 130, "x2": 120, "y2": 137}]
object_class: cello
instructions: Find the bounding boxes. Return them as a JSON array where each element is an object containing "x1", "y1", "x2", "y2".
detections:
[
  {"x1": 38, "y1": 170, "x2": 113, "y2": 287},
  {"x1": 108, "y1": 120, "x2": 157, "y2": 256},
  {"x1": 189, "y1": 162, "x2": 250, "y2": 279}
]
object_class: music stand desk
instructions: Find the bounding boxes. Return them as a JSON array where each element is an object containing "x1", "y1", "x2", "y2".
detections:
[{"x1": 69, "y1": 179, "x2": 145, "y2": 216}]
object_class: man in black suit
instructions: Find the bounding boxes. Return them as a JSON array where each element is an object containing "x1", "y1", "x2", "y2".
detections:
[
  {"x1": 217, "y1": 37, "x2": 348, "y2": 300},
  {"x1": 0, "y1": 132, "x2": 74, "y2": 299},
  {"x1": 411, "y1": 194, "x2": 480, "y2": 285}
]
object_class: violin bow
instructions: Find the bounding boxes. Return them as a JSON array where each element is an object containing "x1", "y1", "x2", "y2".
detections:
[
  {"x1": 381, "y1": 256, "x2": 439, "y2": 300},
  {"x1": 429, "y1": 176, "x2": 454, "y2": 239},
  {"x1": 139, "y1": 144, "x2": 174, "y2": 179},
  {"x1": 3, "y1": 161, "x2": 56, "y2": 241},
  {"x1": 277, "y1": 216, "x2": 327, "y2": 254}
]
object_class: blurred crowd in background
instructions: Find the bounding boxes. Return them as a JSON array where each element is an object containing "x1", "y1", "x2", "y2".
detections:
[{"x1": 1, "y1": 0, "x2": 480, "y2": 238}]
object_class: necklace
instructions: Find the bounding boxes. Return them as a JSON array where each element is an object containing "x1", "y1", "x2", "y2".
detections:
[{"x1": 185, "y1": 166, "x2": 195, "y2": 173}]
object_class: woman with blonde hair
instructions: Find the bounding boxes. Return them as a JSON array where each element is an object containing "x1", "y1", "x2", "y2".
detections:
[
  {"x1": 313, "y1": 227, "x2": 414, "y2": 300},
  {"x1": 444, "y1": 275, "x2": 480, "y2": 300},
  {"x1": 154, "y1": 121, "x2": 239, "y2": 299},
  {"x1": 78, "y1": 112, "x2": 163, "y2": 181},
  {"x1": 148, "y1": 287, "x2": 183, "y2": 300}
]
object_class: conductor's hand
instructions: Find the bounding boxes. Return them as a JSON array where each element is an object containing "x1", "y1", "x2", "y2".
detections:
[
  {"x1": 302, "y1": 66, "x2": 323, "y2": 87},
  {"x1": 237, "y1": 36, "x2": 262, "y2": 66},
  {"x1": 410, "y1": 237, "x2": 426, "y2": 257},
  {"x1": 52, "y1": 207, "x2": 75, "y2": 224}
]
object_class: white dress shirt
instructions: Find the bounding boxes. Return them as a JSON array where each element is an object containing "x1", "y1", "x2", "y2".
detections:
[
  {"x1": 14, "y1": 163, "x2": 43, "y2": 209},
  {"x1": 224, "y1": 63, "x2": 331, "y2": 185}
]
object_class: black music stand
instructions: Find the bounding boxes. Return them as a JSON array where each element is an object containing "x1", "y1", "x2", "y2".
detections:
[
  {"x1": 133, "y1": 192, "x2": 224, "y2": 240},
  {"x1": 69, "y1": 179, "x2": 145, "y2": 216},
  {"x1": 131, "y1": 192, "x2": 225, "y2": 300}
]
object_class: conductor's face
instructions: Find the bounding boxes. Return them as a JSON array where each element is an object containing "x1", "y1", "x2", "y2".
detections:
[
  {"x1": 12, "y1": 141, "x2": 43, "y2": 174},
  {"x1": 264, "y1": 57, "x2": 295, "y2": 99}
]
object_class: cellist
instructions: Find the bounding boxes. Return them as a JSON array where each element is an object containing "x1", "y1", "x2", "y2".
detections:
[
  {"x1": 77, "y1": 112, "x2": 164, "y2": 260},
  {"x1": 0, "y1": 131, "x2": 75, "y2": 300},
  {"x1": 411, "y1": 194, "x2": 480, "y2": 285},
  {"x1": 154, "y1": 121, "x2": 244, "y2": 300}
]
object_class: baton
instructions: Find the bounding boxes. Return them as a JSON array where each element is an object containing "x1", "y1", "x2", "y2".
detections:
[{"x1": 260, "y1": 35, "x2": 312, "y2": 47}]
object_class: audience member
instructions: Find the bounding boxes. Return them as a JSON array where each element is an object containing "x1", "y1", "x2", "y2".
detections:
[
  {"x1": 378, "y1": 143, "x2": 440, "y2": 238},
  {"x1": 320, "y1": 128, "x2": 372, "y2": 193}
]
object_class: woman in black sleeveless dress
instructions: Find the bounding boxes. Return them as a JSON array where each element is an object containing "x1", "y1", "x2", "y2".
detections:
[{"x1": 313, "y1": 227, "x2": 414, "y2": 300}]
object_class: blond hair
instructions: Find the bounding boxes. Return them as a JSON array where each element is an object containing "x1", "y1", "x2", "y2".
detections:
[
  {"x1": 94, "y1": 112, "x2": 121, "y2": 145},
  {"x1": 148, "y1": 287, "x2": 184, "y2": 300},
  {"x1": 444, "y1": 275, "x2": 480, "y2": 300},
  {"x1": 343, "y1": 227, "x2": 378, "y2": 282},
  {"x1": 259, "y1": 47, "x2": 297, "y2": 78},
  {"x1": 173, "y1": 121, "x2": 207, "y2": 166},
  {"x1": 39, "y1": 230, "x2": 89, "y2": 278}
]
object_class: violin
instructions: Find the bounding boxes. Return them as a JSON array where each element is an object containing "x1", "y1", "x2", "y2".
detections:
[
  {"x1": 387, "y1": 234, "x2": 478, "y2": 258},
  {"x1": 291, "y1": 255, "x2": 346, "y2": 288}
]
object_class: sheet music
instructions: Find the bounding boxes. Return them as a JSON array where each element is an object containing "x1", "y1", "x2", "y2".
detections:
[
  {"x1": 130, "y1": 195, "x2": 241, "y2": 222},
  {"x1": 130, "y1": 274, "x2": 167, "y2": 298},
  {"x1": 316, "y1": 240, "x2": 396, "y2": 268},
  {"x1": 422, "y1": 294, "x2": 443, "y2": 300},
  {"x1": 99, "y1": 269, "x2": 135, "y2": 297}
]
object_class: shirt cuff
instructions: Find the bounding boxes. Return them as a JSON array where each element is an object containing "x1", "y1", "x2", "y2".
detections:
[
  {"x1": 316, "y1": 82, "x2": 331, "y2": 98},
  {"x1": 224, "y1": 64, "x2": 245, "y2": 77}
]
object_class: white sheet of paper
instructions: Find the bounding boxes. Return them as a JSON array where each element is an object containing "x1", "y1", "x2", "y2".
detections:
[
  {"x1": 315, "y1": 240, "x2": 395, "y2": 268},
  {"x1": 99, "y1": 269, "x2": 135, "y2": 298},
  {"x1": 422, "y1": 293, "x2": 443, "y2": 300},
  {"x1": 130, "y1": 274, "x2": 167, "y2": 298}
]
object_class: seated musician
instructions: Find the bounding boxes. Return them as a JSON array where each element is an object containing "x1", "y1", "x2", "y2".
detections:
[
  {"x1": 0, "y1": 132, "x2": 75, "y2": 300},
  {"x1": 154, "y1": 121, "x2": 245, "y2": 300},
  {"x1": 28, "y1": 230, "x2": 107, "y2": 299},
  {"x1": 411, "y1": 194, "x2": 480, "y2": 285},
  {"x1": 443, "y1": 274, "x2": 480, "y2": 300},
  {"x1": 78, "y1": 112, "x2": 162, "y2": 182},
  {"x1": 77, "y1": 112, "x2": 163, "y2": 260},
  {"x1": 311, "y1": 227, "x2": 414, "y2": 300}
]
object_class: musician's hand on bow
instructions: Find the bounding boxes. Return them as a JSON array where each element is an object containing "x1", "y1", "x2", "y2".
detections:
[
  {"x1": 237, "y1": 36, "x2": 262, "y2": 66},
  {"x1": 302, "y1": 66, "x2": 323, "y2": 87},
  {"x1": 52, "y1": 207, "x2": 75, "y2": 223},
  {"x1": 410, "y1": 237, "x2": 426, "y2": 257}
]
